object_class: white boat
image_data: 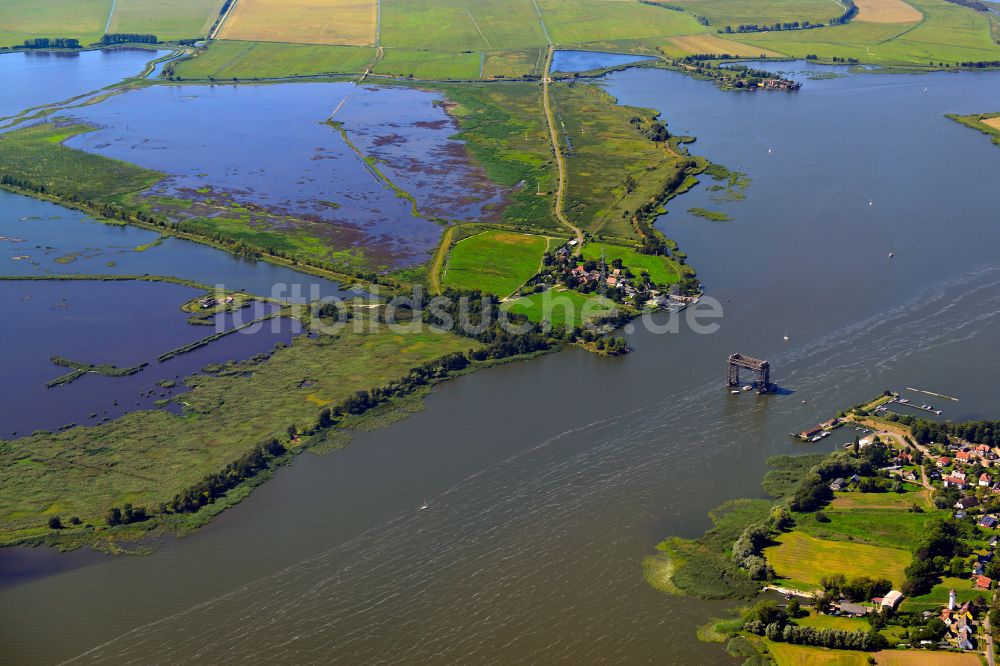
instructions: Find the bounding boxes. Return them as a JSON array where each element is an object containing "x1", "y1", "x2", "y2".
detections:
[
  {"x1": 420, "y1": 500, "x2": 429, "y2": 510},
  {"x1": 743, "y1": 385, "x2": 753, "y2": 392},
  {"x1": 923, "y1": 87, "x2": 928, "y2": 92}
]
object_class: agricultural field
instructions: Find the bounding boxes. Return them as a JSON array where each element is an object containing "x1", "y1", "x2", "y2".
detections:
[
  {"x1": 441, "y1": 229, "x2": 549, "y2": 297},
  {"x1": 373, "y1": 48, "x2": 483, "y2": 80},
  {"x1": 853, "y1": 0, "x2": 922, "y2": 23},
  {"x1": 759, "y1": 641, "x2": 869, "y2": 666},
  {"x1": 763, "y1": 531, "x2": 911, "y2": 590},
  {"x1": 736, "y1": 0, "x2": 1000, "y2": 65},
  {"x1": 668, "y1": 0, "x2": 848, "y2": 28},
  {"x1": 581, "y1": 242, "x2": 682, "y2": 287},
  {"x1": 107, "y1": 0, "x2": 226, "y2": 40},
  {"x1": 505, "y1": 288, "x2": 615, "y2": 327},
  {"x1": 381, "y1": 0, "x2": 548, "y2": 51},
  {"x1": 170, "y1": 40, "x2": 376, "y2": 79},
  {"x1": 795, "y1": 611, "x2": 870, "y2": 632},
  {"x1": 482, "y1": 48, "x2": 547, "y2": 79},
  {"x1": 218, "y1": 0, "x2": 377, "y2": 46},
  {"x1": 0, "y1": 313, "x2": 478, "y2": 545},
  {"x1": 551, "y1": 82, "x2": 697, "y2": 238},
  {"x1": 829, "y1": 489, "x2": 930, "y2": 510},
  {"x1": 0, "y1": 0, "x2": 111, "y2": 47},
  {"x1": 658, "y1": 33, "x2": 781, "y2": 58},
  {"x1": 536, "y1": 0, "x2": 706, "y2": 45}
]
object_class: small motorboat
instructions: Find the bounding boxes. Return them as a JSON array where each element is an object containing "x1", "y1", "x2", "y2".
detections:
[
  {"x1": 420, "y1": 499, "x2": 429, "y2": 511},
  {"x1": 888, "y1": 251, "x2": 895, "y2": 258}
]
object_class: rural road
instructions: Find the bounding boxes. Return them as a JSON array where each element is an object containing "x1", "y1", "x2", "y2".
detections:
[
  {"x1": 541, "y1": 45, "x2": 584, "y2": 254},
  {"x1": 986, "y1": 613, "x2": 995, "y2": 666}
]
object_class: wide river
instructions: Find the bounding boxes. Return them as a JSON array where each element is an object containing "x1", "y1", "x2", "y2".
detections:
[{"x1": 3, "y1": 64, "x2": 1000, "y2": 664}]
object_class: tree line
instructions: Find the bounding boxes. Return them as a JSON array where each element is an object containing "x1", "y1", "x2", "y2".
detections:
[
  {"x1": 22, "y1": 38, "x2": 80, "y2": 49},
  {"x1": 101, "y1": 34, "x2": 158, "y2": 45}
]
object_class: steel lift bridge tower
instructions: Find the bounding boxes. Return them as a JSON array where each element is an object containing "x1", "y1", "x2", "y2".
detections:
[{"x1": 727, "y1": 353, "x2": 771, "y2": 393}]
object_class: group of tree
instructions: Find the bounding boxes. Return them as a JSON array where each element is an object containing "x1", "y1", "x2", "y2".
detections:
[
  {"x1": 819, "y1": 574, "x2": 892, "y2": 602},
  {"x1": 101, "y1": 33, "x2": 158, "y2": 45},
  {"x1": 902, "y1": 519, "x2": 975, "y2": 596},
  {"x1": 742, "y1": 600, "x2": 886, "y2": 650},
  {"x1": 105, "y1": 503, "x2": 149, "y2": 526},
  {"x1": 22, "y1": 38, "x2": 79, "y2": 49}
]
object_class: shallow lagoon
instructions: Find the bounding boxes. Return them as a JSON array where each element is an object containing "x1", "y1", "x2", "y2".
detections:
[
  {"x1": 1, "y1": 279, "x2": 298, "y2": 438},
  {"x1": 551, "y1": 50, "x2": 653, "y2": 73},
  {"x1": 1, "y1": 191, "x2": 355, "y2": 300},
  {"x1": 64, "y1": 82, "x2": 508, "y2": 267},
  {"x1": 0, "y1": 48, "x2": 164, "y2": 120}
]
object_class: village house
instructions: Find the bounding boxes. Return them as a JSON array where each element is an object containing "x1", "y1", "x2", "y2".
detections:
[
  {"x1": 956, "y1": 450, "x2": 974, "y2": 463},
  {"x1": 956, "y1": 496, "x2": 980, "y2": 510},
  {"x1": 943, "y1": 475, "x2": 967, "y2": 490},
  {"x1": 829, "y1": 478, "x2": 846, "y2": 492},
  {"x1": 880, "y1": 590, "x2": 904, "y2": 611},
  {"x1": 838, "y1": 602, "x2": 868, "y2": 617},
  {"x1": 980, "y1": 473, "x2": 992, "y2": 487},
  {"x1": 979, "y1": 514, "x2": 997, "y2": 529},
  {"x1": 975, "y1": 575, "x2": 992, "y2": 590},
  {"x1": 938, "y1": 456, "x2": 952, "y2": 468}
]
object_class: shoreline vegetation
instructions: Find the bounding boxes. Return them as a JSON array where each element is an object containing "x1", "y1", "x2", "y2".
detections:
[
  {"x1": 45, "y1": 357, "x2": 148, "y2": 389},
  {"x1": 647, "y1": 391, "x2": 1000, "y2": 664},
  {"x1": 946, "y1": 112, "x2": 1000, "y2": 147}
]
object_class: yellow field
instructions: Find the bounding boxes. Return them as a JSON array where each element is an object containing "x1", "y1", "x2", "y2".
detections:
[
  {"x1": 766, "y1": 641, "x2": 868, "y2": 666},
  {"x1": 983, "y1": 117, "x2": 1000, "y2": 131},
  {"x1": 764, "y1": 531, "x2": 911, "y2": 590},
  {"x1": 876, "y1": 651, "x2": 981, "y2": 665},
  {"x1": 663, "y1": 33, "x2": 782, "y2": 57},
  {"x1": 218, "y1": 0, "x2": 377, "y2": 45},
  {"x1": 853, "y1": 0, "x2": 923, "y2": 23}
]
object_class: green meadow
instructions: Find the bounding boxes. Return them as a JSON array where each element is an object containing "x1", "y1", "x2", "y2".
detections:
[
  {"x1": 581, "y1": 242, "x2": 682, "y2": 287},
  {"x1": 373, "y1": 48, "x2": 483, "y2": 80},
  {"x1": 0, "y1": 0, "x2": 111, "y2": 47},
  {"x1": 505, "y1": 288, "x2": 615, "y2": 327},
  {"x1": 763, "y1": 530, "x2": 912, "y2": 591},
  {"x1": 170, "y1": 40, "x2": 375, "y2": 79},
  {"x1": 670, "y1": 0, "x2": 848, "y2": 28},
  {"x1": 107, "y1": 0, "x2": 226, "y2": 40},
  {"x1": 442, "y1": 229, "x2": 549, "y2": 297}
]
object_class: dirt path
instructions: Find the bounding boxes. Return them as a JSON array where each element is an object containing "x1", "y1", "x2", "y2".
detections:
[
  {"x1": 428, "y1": 225, "x2": 457, "y2": 295},
  {"x1": 210, "y1": 0, "x2": 239, "y2": 39},
  {"x1": 541, "y1": 45, "x2": 584, "y2": 255}
]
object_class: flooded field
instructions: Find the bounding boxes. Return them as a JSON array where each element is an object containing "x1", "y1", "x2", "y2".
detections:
[
  {"x1": 63, "y1": 82, "x2": 510, "y2": 267},
  {"x1": 1, "y1": 191, "x2": 355, "y2": 300},
  {"x1": 551, "y1": 49, "x2": 654, "y2": 73},
  {"x1": 1, "y1": 279, "x2": 298, "y2": 438},
  {"x1": 0, "y1": 47, "x2": 165, "y2": 120}
]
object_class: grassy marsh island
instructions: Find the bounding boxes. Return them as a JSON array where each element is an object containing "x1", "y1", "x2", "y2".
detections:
[{"x1": 947, "y1": 112, "x2": 1000, "y2": 147}]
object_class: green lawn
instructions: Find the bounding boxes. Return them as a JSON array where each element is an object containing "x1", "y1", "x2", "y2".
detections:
[
  {"x1": 107, "y1": 0, "x2": 225, "y2": 40},
  {"x1": 442, "y1": 229, "x2": 548, "y2": 296},
  {"x1": 0, "y1": 310, "x2": 478, "y2": 544},
  {"x1": 900, "y1": 575, "x2": 986, "y2": 612},
  {"x1": 581, "y1": 242, "x2": 681, "y2": 287},
  {"x1": 505, "y1": 287, "x2": 615, "y2": 327},
  {"x1": 764, "y1": 531, "x2": 911, "y2": 590},
  {"x1": 794, "y1": 507, "x2": 937, "y2": 550},
  {"x1": 829, "y1": 490, "x2": 930, "y2": 510},
  {"x1": 0, "y1": 0, "x2": 111, "y2": 47},
  {"x1": 170, "y1": 41, "x2": 376, "y2": 80}
]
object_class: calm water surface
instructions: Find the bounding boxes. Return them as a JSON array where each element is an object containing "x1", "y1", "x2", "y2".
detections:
[
  {"x1": 65, "y1": 83, "x2": 504, "y2": 267},
  {"x1": 551, "y1": 50, "x2": 654, "y2": 73},
  {"x1": 1, "y1": 191, "x2": 355, "y2": 300},
  {"x1": 0, "y1": 48, "x2": 164, "y2": 119},
  {"x1": 3, "y1": 66, "x2": 1000, "y2": 664}
]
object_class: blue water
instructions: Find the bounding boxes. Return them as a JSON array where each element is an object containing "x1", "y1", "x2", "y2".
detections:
[
  {"x1": 0, "y1": 48, "x2": 165, "y2": 119},
  {"x1": 551, "y1": 50, "x2": 653, "y2": 73},
  {"x1": 1, "y1": 191, "x2": 358, "y2": 301},
  {"x1": 1, "y1": 279, "x2": 299, "y2": 438},
  {"x1": 62, "y1": 83, "x2": 503, "y2": 268}
]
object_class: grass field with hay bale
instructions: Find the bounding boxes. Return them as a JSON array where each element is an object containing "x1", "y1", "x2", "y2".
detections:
[
  {"x1": 218, "y1": 0, "x2": 377, "y2": 46},
  {"x1": 442, "y1": 230, "x2": 549, "y2": 297},
  {"x1": 763, "y1": 531, "x2": 911, "y2": 590},
  {"x1": 108, "y1": 0, "x2": 226, "y2": 40},
  {"x1": 170, "y1": 40, "x2": 375, "y2": 79}
]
